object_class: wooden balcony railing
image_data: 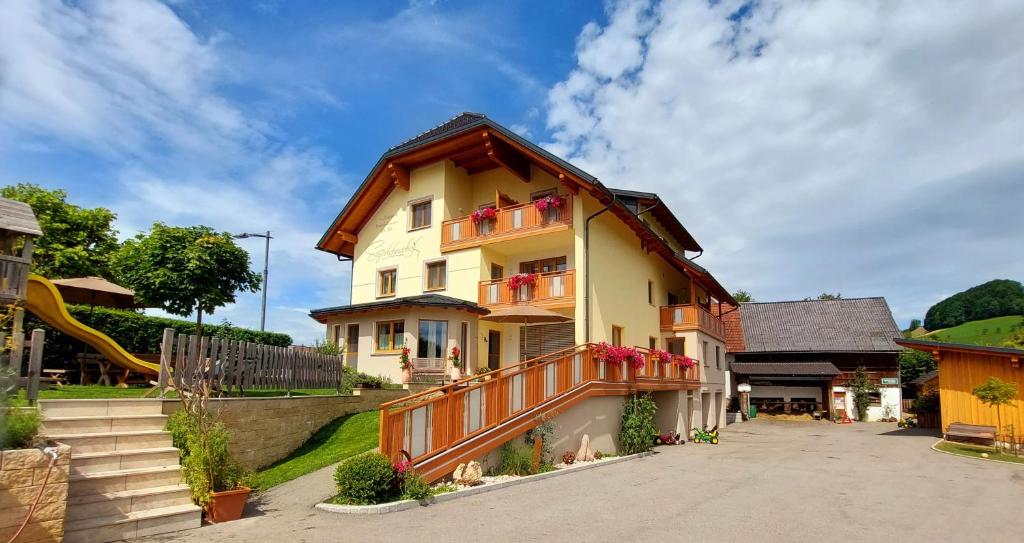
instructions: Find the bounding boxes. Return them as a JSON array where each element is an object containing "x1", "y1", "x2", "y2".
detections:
[
  {"x1": 834, "y1": 371, "x2": 898, "y2": 386},
  {"x1": 659, "y1": 303, "x2": 725, "y2": 340},
  {"x1": 441, "y1": 196, "x2": 573, "y2": 251},
  {"x1": 478, "y1": 270, "x2": 575, "y2": 309},
  {"x1": 379, "y1": 343, "x2": 701, "y2": 470}
]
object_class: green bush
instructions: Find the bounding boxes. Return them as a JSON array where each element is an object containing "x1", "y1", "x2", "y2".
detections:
[
  {"x1": 333, "y1": 452, "x2": 397, "y2": 505},
  {"x1": 24, "y1": 305, "x2": 291, "y2": 367},
  {"x1": 399, "y1": 471, "x2": 433, "y2": 501},
  {"x1": 170, "y1": 410, "x2": 244, "y2": 506},
  {"x1": 497, "y1": 440, "x2": 535, "y2": 476},
  {"x1": 911, "y1": 391, "x2": 940, "y2": 414},
  {"x1": 619, "y1": 393, "x2": 657, "y2": 455},
  {"x1": 1, "y1": 406, "x2": 41, "y2": 449}
]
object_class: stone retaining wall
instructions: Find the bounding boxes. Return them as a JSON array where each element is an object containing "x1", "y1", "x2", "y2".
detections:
[
  {"x1": 0, "y1": 443, "x2": 71, "y2": 543},
  {"x1": 161, "y1": 389, "x2": 408, "y2": 470}
]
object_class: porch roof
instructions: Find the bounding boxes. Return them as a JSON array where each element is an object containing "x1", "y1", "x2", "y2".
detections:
[
  {"x1": 731, "y1": 361, "x2": 841, "y2": 377},
  {"x1": 309, "y1": 294, "x2": 489, "y2": 323}
]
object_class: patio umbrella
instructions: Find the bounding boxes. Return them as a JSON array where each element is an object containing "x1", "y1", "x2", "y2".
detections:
[
  {"x1": 51, "y1": 276, "x2": 140, "y2": 309},
  {"x1": 481, "y1": 306, "x2": 572, "y2": 362}
]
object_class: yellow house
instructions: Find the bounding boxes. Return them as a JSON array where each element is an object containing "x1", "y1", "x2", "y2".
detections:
[{"x1": 311, "y1": 113, "x2": 735, "y2": 431}]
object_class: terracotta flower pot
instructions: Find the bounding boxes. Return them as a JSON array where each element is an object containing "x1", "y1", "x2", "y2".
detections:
[
  {"x1": 207, "y1": 487, "x2": 250, "y2": 523},
  {"x1": 402, "y1": 367, "x2": 412, "y2": 384}
]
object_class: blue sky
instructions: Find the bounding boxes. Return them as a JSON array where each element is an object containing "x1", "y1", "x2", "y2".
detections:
[{"x1": 2, "y1": 0, "x2": 1023, "y2": 344}]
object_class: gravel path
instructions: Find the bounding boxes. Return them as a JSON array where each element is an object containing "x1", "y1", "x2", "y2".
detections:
[{"x1": 135, "y1": 419, "x2": 1024, "y2": 542}]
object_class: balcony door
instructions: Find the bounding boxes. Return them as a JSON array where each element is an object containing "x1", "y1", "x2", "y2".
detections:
[
  {"x1": 519, "y1": 257, "x2": 568, "y2": 300},
  {"x1": 487, "y1": 330, "x2": 501, "y2": 370}
]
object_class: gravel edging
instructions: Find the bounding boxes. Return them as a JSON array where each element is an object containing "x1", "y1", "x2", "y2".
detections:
[
  {"x1": 930, "y1": 439, "x2": 1024, "y2": 466},
  {"x1": 315, "y1": 451, "x2": 654, "y2": 515}
]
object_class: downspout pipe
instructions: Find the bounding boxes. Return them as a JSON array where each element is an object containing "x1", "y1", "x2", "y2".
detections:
[{"x1": 584, "y1": 190, "x2": 617, "y2": 343}]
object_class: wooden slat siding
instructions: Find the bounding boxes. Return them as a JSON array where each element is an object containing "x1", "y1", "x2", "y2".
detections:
[
  {"x1": 158, "y1": 329, "x2": 173, "y2": 395},
  {"x1": 938, "y1": 350, "x2": 1024, "y2": 434},
  {"x1": 25, "y1": 329, "x2": 44, "y2": 404},
  {"x1": 244, "y1": 342, "x2": 256, "y2": 390},
  {"x1": 222, "y1": 340, "x2": 237, "y2": 394},
  {"x1": 210, "y1": 337, "x2": 222, "y2": 389},
  {"x1": 198, "y1": 335, "x2": 210, "y2": 387},
  {"x1": 173, "y1": 334, "x2": 187, "y2": 390}
]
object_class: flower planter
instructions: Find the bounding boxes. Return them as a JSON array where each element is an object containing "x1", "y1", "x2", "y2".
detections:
[
  {"x1": 402, "y1": 367, "x2": 412, "y2": 384},
  {"x1": 207, "y1": 487, "x2": 250, "y2": 523},
  {"x1": 450, "y1": 367, "x2": 462, "y2": 382}
]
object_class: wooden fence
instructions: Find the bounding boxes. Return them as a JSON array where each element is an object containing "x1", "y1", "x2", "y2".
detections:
[
  {"x1": 157, "y1": 328, "x2": 344, "y2": 396},
  {"x1": 0, "y1": 329, "x2": 46, "y2": 405}
]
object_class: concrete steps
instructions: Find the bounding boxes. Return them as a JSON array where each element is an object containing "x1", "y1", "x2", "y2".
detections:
[{"x1": 39, "y1": 399, "x2": 202, "y2": 542}]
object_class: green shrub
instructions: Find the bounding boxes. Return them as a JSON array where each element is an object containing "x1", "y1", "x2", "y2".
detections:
[
  {"x1": 497, "y1": 440, "x2": 535, "y2": 476},
  {"x1": 24, "y1": 305, "x2": 291, "y2": 367},
  {"x1": 171, "y1": 410, "x2": 244, "y2": 506},
  {"x1": 524, "y1": 415, "x2": 554, "y2": 464},
  {"x1": 911, "y1": 391, "x2": 940, "y2": 414},
  {"x1": 1, "y1": 406, "x2": 41, "y2": 449},
  {"x1": 619, "y1": 393, "x2": 657, "y2": 455},
  {"x1": 399, "y1": 471, "x2": 433, "y2": 501},
  {"x1": 333, "y1": 452, "x2": 397, "y2": 505}
]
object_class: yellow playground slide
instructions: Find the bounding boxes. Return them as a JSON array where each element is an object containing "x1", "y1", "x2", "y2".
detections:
[{"x1": 25, "y1": 274, "x2": 160, "y2": 376}]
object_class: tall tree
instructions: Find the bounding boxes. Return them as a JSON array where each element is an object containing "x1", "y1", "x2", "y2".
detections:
[
  {"x1": 1, "y1": 183, "x2": 119, "y2": 279},
  {"x1": 732, "y1": 290, "x2": 754, "y2": 303},
  {"x1": 111, "y1": 223, "x2": 261, "y2": 335},
  {"x1": 804, "y1": 292, "x2": 843, "y2": 301}
]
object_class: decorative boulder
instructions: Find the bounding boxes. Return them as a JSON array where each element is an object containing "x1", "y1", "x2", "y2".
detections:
[
  {"x1": 576, "y1": 434, "x2": 595, "y2": 462},
  {"x1": 454, "y1": 460, "x2": 482, "y2": 486}
]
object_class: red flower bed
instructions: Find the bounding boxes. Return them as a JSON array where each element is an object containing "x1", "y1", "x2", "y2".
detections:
[
  {"x1": 507, "y1": 272, "x2": 537, "y2": 290},
  {"x1": 471, "y1": 207, "x2": 496, "y2": 223},
  {"x1": 593, "y1": 341, "x2": 645, "y2": 370}
]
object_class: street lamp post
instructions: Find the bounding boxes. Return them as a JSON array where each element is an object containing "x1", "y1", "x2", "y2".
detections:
[{"x1": 233, "y1": 231, "x2": 272, "y2": 331}]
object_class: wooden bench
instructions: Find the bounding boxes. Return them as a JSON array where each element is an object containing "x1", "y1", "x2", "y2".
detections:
[{"x1": 945, "y1": 422, "x2": 997, "y2": 445}]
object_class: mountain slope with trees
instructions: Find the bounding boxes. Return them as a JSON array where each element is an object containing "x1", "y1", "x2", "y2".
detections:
[{"x1": 924, "y1": 279, "x2": 1024, "y2": 330}]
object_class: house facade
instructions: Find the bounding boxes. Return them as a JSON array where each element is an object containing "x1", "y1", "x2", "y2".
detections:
[
  {"x1": 310, "y1": 113, "x2": 734, "y2": 429},
  {"x1": 723, "y1": 298, "x2": 903, "y2": 421}
]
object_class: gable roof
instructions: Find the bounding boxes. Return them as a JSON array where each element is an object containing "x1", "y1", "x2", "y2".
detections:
[
  {"x1": 739, "y1": 297, "x2": 902, "y2": 353},
  {"x1": 909, "y1": 369, "x2": 938, "y2": 385},
  {"x1": 315, "y1": 112, "x2": 735, "y2": 305},
  {"x1": 608, "y1": 188, "x2": 701, "y2": 252},
  {"x1": 309, "y1": 294, "x2": 489, "y2": 323},
  {"x1": 0, "y1": 197, "x2": 43, "y2": 237}
]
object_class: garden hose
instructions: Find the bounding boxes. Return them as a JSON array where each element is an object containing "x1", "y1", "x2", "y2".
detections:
[{"x1": 5, "y1": 446, "x2": 59, "y2": 543}]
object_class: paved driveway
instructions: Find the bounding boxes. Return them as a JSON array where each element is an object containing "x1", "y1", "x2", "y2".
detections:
[{"x1": 138, "y1": 419, "x2": 1024, "y2": 542}]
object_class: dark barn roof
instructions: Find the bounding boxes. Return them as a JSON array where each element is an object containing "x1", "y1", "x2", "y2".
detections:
[
  {"x1": 309, "y1": 294, "x2": 488, "y2": 323},
  {"x1": 740, "y1": 297, "x2": 902, "y2": 353},
  {"x1": 909, "y1": 370, "x2": 938, "y2": 385},
  {"x1": 731, "y1": 361, "x2": 841, "y2": 377}
]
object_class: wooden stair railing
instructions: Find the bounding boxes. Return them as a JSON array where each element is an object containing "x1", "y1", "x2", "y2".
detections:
[{"x1": 379, "y1": 343, "x2": 701, "y2": 480}]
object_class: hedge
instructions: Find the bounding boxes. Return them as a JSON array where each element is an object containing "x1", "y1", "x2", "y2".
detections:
[{"x1": 23, "y1": 304, "x2": 292, "y2": 368}]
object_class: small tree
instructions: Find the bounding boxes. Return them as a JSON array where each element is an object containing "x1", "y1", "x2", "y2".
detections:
[
  {"x1": 111, "y1": 223, "x2": 261, "y2": 336},
  {"x1": 732, "y1": 290, "x2": 753, "y2": 303},
  {"x1": 804, "y1": 292, "x2": 843, "y2": 301},
  {"x1": 972, "y1": 377, "x2": 1018, "y2": 435},
  {"x1": 849, "y1": 366, "x2": 878, "y2": 421}
]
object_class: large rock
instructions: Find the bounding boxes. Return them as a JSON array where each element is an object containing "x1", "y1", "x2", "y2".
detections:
[
  {"x1": 453, "y1": 460, "x2": 482, "y2": 486},
  {"x1": 576, "y1": 434, "x2": 595, "y2": 462}
]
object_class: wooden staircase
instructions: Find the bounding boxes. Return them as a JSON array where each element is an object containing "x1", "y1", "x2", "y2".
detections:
[
  {"x1": 39, "y1": 399, "x2": 201, "y2": 543},
  {"x1": 380, "y1": 344, "x2": 702, "y2": 482}
]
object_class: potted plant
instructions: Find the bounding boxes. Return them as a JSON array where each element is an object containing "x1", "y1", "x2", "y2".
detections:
[
  {"x1": 449, "y1": 346, "x2": 463, "y2": 381},
  {"x1": 399, "y1": 347, "x2": 412, "y2": 383},
  {"x1": 172, "y1": 366, "x2": 249, "y2": 522},
  {"x1": 533, "y1": 194, "x2": 564, "y2": 218}
]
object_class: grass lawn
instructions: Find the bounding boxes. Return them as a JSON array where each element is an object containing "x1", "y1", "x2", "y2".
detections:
[
  {"x1": 248, "y1": 411, "x2": 379, "y2": 491},
  {"x1": 8, "y1": 384, "x2": 347, "y2": 406},
  {"x1": 935, "y1": 441, "x2": 1024, "y2": 464},
  {"x1": 926, "y1": 315, "x2": 1023, "y2": 346}
]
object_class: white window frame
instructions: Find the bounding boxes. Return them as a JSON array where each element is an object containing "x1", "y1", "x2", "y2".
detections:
[
  {"x1": 376, "y1": 266, "x2": 398, "y2": 298},
  {"x1": 422, "y1": 257, "x2": 448, "y2": 292}
]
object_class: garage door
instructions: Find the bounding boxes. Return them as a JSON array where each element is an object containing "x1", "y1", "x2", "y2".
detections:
[{"x1": 520, "y1": 322, "x2": 575, "y2": 360}]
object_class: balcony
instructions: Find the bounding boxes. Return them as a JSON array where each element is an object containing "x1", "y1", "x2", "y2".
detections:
[
  {"x1": 659, "y1": 303, "x2": 725, "y2": 340},
  {"x1": 441, "y1": 197, "x2": 573, "y2": 252},
  {"x1": 478, "y1": 270, "x2": 576, "y2": 309}
]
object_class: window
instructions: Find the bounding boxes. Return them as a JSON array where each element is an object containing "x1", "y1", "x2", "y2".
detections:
[
  {"x1": 715, "y1": 345, "x2": 721, "y2": 370},
  {"x1": 612, "y1": 326, "x2": 624, "y2": 347},
  {"x1": 410, "y1": 199, "x2": 432, "y2": 230},
  {"x1": 378, "y1": 268, "x2": 397, "y2": 297},
  {"x1": 868, "y1": 391, "x2": 882, "y2": 407},
  {"x1": 345, "y1": 324, "x2": 359, "y2": 355},
  {"x1": 417, "y1": 320, "x2": 448, "y2": 359},
  {"x1": 649, "y1": 337, "x2": 657, "y2": 350},
  {"x1": 519, "y1": 256, "x2": 567, "y2": 274},
  {"x1": 331, "y1": 324, "x2": 342, "y2": 346},
  {"x1": 490, "y1": 263, "x2": 504, "y2": 280},
  {"x1": 460, "y1": 322, "x2": 469, "y2": 370},
  {"x1": 375, "y1": 321, "x2": 404, "y2": 352},
  {"x1": 425, "y1": 260, "x2": 447, "y2": 291},
  {"x1": 702, "y1": 341, "x2": 709, "y2": 367},
  {"x1": 648, "y1": 280, "x2": 654, "y2": 305}
]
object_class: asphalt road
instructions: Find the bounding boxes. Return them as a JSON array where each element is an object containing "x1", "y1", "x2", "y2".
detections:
[{"x1": 136, "y1": 419, "x2": 1024, "y2": 542}]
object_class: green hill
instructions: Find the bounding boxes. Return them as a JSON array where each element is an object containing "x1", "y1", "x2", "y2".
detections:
[{"x1": 925, "y1": 315, "x2": 1024, "y2": 346}]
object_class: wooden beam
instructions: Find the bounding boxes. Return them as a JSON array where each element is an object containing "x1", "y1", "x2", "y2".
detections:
[
  {"x1": 388, "y1": 163, "x2": 409, "y2": 191},
  {"x1": 559, "y1": 174, "x2": 579, "y2": 195},
  {"x1": 483, "y1": 131, "x2": 531, "y2": 183},
  {"x1": 334, "y1": 231, "x2": 357, "y2": 244}
]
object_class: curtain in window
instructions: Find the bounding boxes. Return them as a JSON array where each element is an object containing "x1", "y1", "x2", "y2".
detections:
[{"x1": 417, "y1": 320, "x2": 447, "y2": 359}]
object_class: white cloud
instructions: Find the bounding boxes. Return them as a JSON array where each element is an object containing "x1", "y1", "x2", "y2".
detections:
[{"x1": 547, "y1": 0, "x2": 1024, "y2": 324}]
